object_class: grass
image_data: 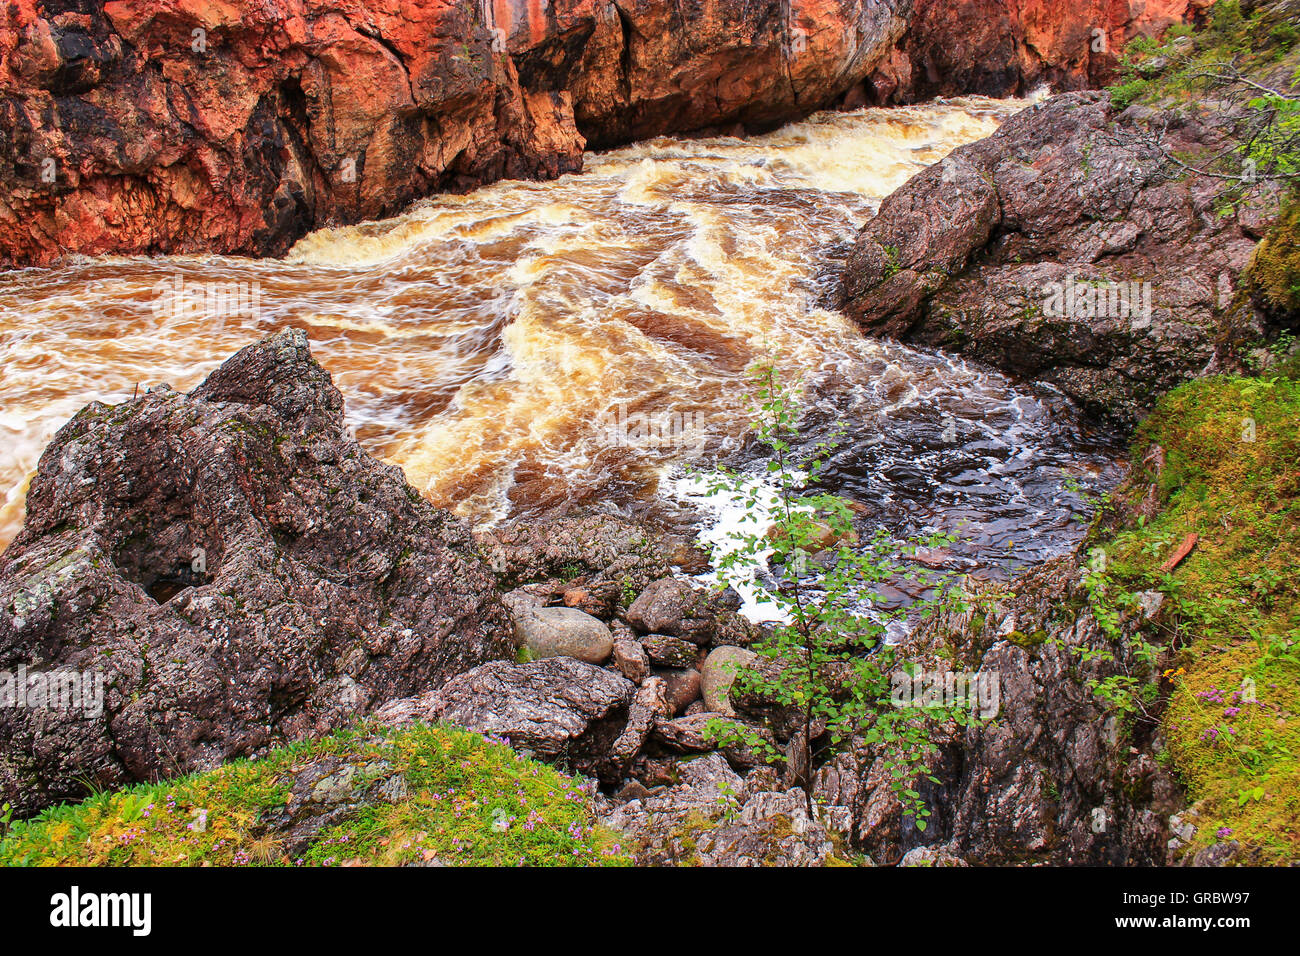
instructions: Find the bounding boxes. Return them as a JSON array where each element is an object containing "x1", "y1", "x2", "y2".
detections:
[
  {"x1": 1087, "y1": 362, "x2": 1300, "y2": 863},
  {"x1": 0, "y1": 723, "x2": 631, "y2": 867}
]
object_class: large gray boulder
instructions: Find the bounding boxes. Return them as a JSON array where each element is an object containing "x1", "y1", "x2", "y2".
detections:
[{"x1": 0, "y1": 329, "x2": 513, "y2": 816}]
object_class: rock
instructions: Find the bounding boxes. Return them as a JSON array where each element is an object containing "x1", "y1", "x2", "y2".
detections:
[
  {"x1": 258, "y1": 750, "x2": 409, "y2": 856},
  {"x1": 0, "y1": 330, "x2": 512, "y2": 816},
  {"x1": 766, "y1": 520, "x2": 856, "y2": 551},
  {"x1": 377, "y1": 658, "x2": 634, "y2": 782},
  {"x1": 0, "y1": 0, "x2": 587, "y2": 266},
  {"x1": 0, "y1": 0, "x2": 915, "y2": 266},
  {"x1": 1136, "y1": 591, "x2": 1166, "y2": 620},
  {"x1": 509, "y1": 603, "x2": 613, "y2": 665},
  {"x1": 475, "y1": 513, "x2": 681, "y2": 599},
  {"x1": 814, "y1": 553, "x2": 1184, "y2": 865},
  {"x1": 607, "y1": 677, "x2": 670, "y2": 773},
  {"x1": 573, "y1": 0, "x2": 911, "y2": 151},
  {"x1": 656, "y1": 667, "x2": 703, "y2": 716},
  {"x1": 601, "y1": 753, "x2": 841, "y2": 866},
  {"x1": 629, "y1": 755, "x2": 683, "y2": 790},
  {"x1": 0, "y1": 2, "x2": 1202, "y2": 267},
  {"x1": 702, "y1": 646, "x2": 758, "y2": 716},
  {"x1": 626, "y1": 578, "x2": 741, "y2": 644},
  {"x1": 746, "y1": 765, "x2": 783, "y2": 793},
  {"x1": 842, "y1": 90, "x2": 1281, "y2": 427},
  {"x1": 616, "y1": 780, "x2": 652, "y2": 803},
  {"x1": 612, "y1": 638, "x2": 650, "y2": 684},
  {"x1": 653, "y1": 714, "x2": 726, "y2": 753},
  {"x1": 899, "y1": 845, "x2": 969, "y2": 867},
  {"x1": 640, "y1": 634, "x2": 700, "y2": 669},
  {"x1": 1191, "y1": 841, "x2": 1241, "y2": 867},
  {"x1": 869, "y1": 0, "x2": 1202, "y2": 104},
  {"x1": 652, "y1": 713, "x2": 778, "y2": 769}
]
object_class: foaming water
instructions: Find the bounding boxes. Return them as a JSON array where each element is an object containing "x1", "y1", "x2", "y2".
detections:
[{"x1": 0, "y1": 96, "x2": 1116, "y2": 569}]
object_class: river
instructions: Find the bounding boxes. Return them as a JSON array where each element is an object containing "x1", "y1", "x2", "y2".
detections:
[{"x1": 0, "y1": 95, "x2": 1118, "y2": 579}]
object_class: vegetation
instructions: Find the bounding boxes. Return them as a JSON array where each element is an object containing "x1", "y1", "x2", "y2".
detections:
[
  {"x1": 1110, "y1": 1, "x2": 1299, "y2": 189},
  {"x1": 0, "y1": 723, "x2": 630, "y2": 867},
  {"x1": 1247, "y1": 194, "x2": 1300, "y2": 313},
  {"x1": 699, "y1": 361, "x2": 964, "y2": 825},
  {"x1": 1078, "y1": 360, "x2": 1300, "y2": 863}
]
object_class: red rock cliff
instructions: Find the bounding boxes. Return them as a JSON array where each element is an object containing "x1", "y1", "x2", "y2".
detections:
[
  {"x1": 0, "y1": 0, "x2": 1199, "y2": 266},
  {"x1": 866, "y1": 0, "x2": 1211, "y2": 102}
]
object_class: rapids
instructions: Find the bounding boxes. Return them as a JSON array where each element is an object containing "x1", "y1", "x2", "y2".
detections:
[{"x1": 0, "y1": 95, "x2": 1118, "y2": 577}]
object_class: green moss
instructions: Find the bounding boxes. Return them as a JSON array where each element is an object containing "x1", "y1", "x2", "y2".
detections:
[
  {"x1": 1246, "y1": 192, "x2": 1300, "y2": 314},
  {"x1": 0, "y1": 723, "x2": 631, "y2": 867},
  {"x1": 1007, "y1": 629, "x2": 1049, "y2": 649},
  {"x1": 1092, "y1": 368, "x2": 1300, "y2": 863}
]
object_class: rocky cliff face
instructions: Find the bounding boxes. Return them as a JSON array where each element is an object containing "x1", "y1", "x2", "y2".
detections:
[
  {"x1": 1, "y1": 0, "x2": 1199, "y2": 267},
  {"x1": 0, "y1": 0, "x2": 912, "y2": 266},
  {"x1": 815, "y1": 555, "x2": 1183, "y2": 865},
  {"x1": 865, "y1": 0, "x2": 1209, "y2": 103}
]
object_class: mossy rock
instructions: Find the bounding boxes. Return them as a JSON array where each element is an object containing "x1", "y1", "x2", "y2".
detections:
[{"x1": 1245, "y1": 194, "x2": 1300, "y2": 316}]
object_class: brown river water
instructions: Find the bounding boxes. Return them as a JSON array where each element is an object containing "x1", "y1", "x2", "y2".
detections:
[{"x1": 0, "y1": 96, "x2": 1119, "y2": 581}]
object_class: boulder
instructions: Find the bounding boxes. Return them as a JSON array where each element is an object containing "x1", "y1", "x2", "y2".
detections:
[
  {"x1": 612, "y1": 638, "x2": 650, "y2": 684},
  {"x1": 508, "y1": 600, "x2": 613, "y2": 665},
  {"x1": 475, "y1": 513, "x2": 684, "y2": 605},
  {"x1": 657, "y1": 667, "x2": 704, "y2": 716},
  {"x1": 607, "y1": 677, "x2": 671, "y2": 773},
  {"x1": 652, "y1": 713, "x2": 778, "y2": 769},
  {"x1": 899, "y1": 845, "x2": 969, "y2": 867},
  {"x1": 626, "y1": 578, "x2": 741, "y2": 644},
  {"x1": 842, "y1": 90, "x2": 1281, "y2": 426},
  {"x1": 702, "y1": 646, "x2": 758, "y2": 716},
  {"x1": 640, "y1": 634, "x2": 700, "y2": 669},
  {"x1": 601, "y1": 753, "x2": 841, "y2": 866},
  {"x1": 0, "y1": 330, "x2": 512, "y2": 816}
]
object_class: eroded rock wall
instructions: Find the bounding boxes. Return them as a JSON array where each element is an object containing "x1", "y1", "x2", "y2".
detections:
[
  {"x1": 864, "y1": 0, "x2": 1210, "y2": 103},
  {"x1": 1, "y1": 0, "x2": 1199, "y2": 266}
]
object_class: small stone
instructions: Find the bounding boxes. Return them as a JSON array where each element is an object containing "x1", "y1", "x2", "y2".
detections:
[
  {"x1": 656, "y1": 667, "x2": 702, "y2": 715},
  {"x1": 701, "y1": 645, "x2": 756, "y2": 716},
  {"x1": 612, "y1": 638, "x2": 650, "y2": 684},
  {"x1": 640, "y1": 634, "x2": 699, "y2": 668}
]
